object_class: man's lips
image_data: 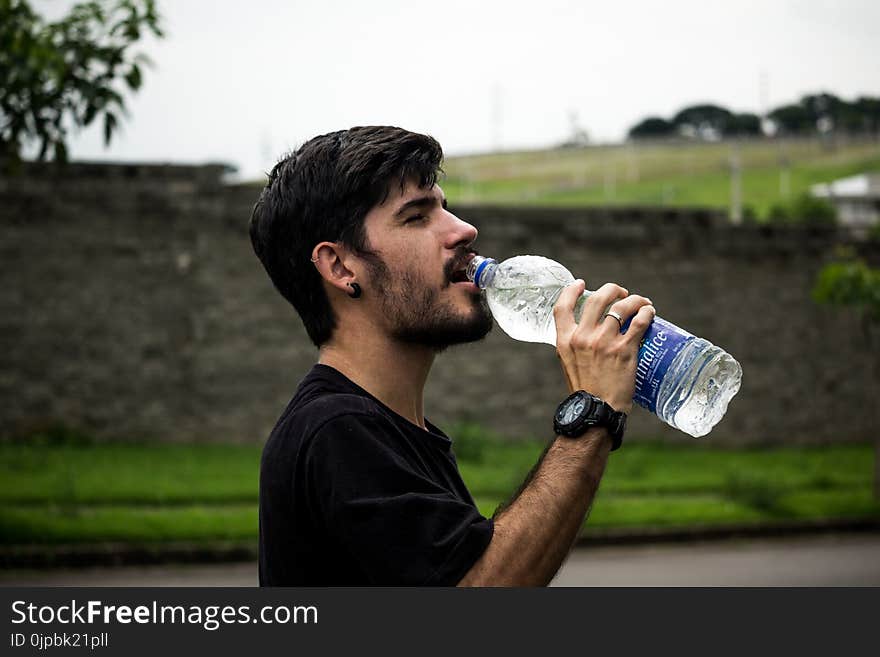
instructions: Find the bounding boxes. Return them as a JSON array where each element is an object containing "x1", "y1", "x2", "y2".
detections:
[
  {"x1": 450, "y1": 266, "x2": 480, "y2": 292},
  {"x1": 447, "y1": 253, "x2": 476, "y2": 284},
  {"x1": 454, "y1": 280, "x2": 481, "y2": 293}
]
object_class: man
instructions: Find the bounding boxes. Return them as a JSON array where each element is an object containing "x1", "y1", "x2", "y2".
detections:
[{"x1": 250, "y1": 126, "x2": 654, "y2": 586}]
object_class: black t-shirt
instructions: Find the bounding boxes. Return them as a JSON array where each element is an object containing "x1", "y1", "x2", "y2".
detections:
[{"x1": 258, "y1": 364, "x2": 494, "y2": 586}]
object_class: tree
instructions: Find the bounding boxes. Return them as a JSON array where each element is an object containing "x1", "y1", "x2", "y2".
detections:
[
  {"x1": 672, "y1": 104, "x2": 733, "y2": 140},
  {"x1": 813, "y1": 257, "x2": 880, "y2": 323},
  {"x1": 627, "y1": 116, "x2": 675, "y2": 140},
  {"x1": 727, "y1": 113, "x2": 762, "y2": 137},
  {"x1": 801, "y1": 92, "x2": 844, "y2": 120},
  {"x1": 0, "y1": 0, "x2": 164, "y2": 164},
  {"x1": 853, "y1": 96, "x2": 880, "y2": 134},
  {"x1": 812, "y1": 251, "x2": 880, "y2": 500},
  {"x1": 767, "y1": 193, "x2": 837, "y2": 226},
  {"x1": 767, "y1": 103, "x2": 813, "y2": 135},
  {"x1": 767, "y1": 92, "x2": 880, "y2": 136},
  {"x1": 802, "y1": 93, "x2": 872, "y2": 135}
]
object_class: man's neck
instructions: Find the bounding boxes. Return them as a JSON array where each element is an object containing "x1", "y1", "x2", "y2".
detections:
[{"x1": 318, "y1": 336, "x2": 434, "y2": 430}]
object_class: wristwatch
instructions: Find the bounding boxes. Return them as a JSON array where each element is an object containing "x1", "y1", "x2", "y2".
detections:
[{"x1": 553, "y1": 390, "x2": 627, "y2": 450}]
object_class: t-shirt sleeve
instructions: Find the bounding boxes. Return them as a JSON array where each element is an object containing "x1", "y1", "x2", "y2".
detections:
[{"x1": 302, "y1": 412, "x2": 494, "y2": 586}]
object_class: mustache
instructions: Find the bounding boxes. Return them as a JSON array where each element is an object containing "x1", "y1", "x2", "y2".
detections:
[{"x1": 444, "y1": 246, "x2": 479, "y2": 283}]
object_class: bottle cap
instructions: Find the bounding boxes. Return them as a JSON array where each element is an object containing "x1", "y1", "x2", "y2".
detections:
[{"x1": 467, "y1": 256, "x2": 497, "y2": 289}]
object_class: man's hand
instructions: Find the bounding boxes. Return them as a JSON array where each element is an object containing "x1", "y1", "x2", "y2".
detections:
[
  {"x1": 458, "y1": 281, "x2": 655, "y2": 587},
  {"x1": 553, "y1": 280, "x2": 655, "y2": 413}
]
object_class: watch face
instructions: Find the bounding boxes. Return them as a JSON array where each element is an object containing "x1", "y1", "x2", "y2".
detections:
[{"x1": 560, "y1": 395, "x2": 587, "y2": 425}]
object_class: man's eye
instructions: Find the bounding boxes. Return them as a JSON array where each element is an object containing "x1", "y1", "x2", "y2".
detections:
[{"x1": 405, "y1": 214, "x2": 427, "y2": 224}]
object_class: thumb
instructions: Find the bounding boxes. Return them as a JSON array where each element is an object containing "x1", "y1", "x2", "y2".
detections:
[{"x1": 553, "y1": 279, "x2": 586, "y2": 338}]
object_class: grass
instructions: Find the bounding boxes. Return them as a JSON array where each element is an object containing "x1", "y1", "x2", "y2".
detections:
[
  {"x1": 0, "y1": 440, "x2": 876, "y2": 545},
  {"x1": 0, "y1": 444, "x2": 260, "y2": 505},
  {"x1": 0, "y1": 505, "x2": 257, "y2": 544},
  {"x1": 440, "y1": 137, "x2": 880, "y2": 218},
  {"x1": 465, "y1": 440, "x2": 878, "y2": 529}
]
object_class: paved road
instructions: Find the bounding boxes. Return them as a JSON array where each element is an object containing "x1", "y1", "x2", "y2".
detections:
[
  {"x1": 551, "y1": 533, "x2": 880, "y2": 586},
  {"x1": 2, "y1": 534, "x2": 879, "y2": 587}
]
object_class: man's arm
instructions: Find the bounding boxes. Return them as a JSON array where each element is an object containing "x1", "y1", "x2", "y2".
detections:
[{"x1": 458, "y1": 280, "x2": 655, "y2": 586}]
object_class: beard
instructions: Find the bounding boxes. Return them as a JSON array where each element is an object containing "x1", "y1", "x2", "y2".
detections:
[{"x1": 362, "y1": 253, "x2": 493, "y2": 352}]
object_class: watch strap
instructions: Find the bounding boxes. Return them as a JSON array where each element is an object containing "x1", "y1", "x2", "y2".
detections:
[{"x1": 554, "y1": 390, "x2": 626, "y2": 450}]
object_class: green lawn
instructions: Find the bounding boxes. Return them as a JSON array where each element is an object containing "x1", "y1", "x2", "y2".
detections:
[
  {"x1": 0, "y1": 505, "x2": 257, "y2": 544},
  {"x1": 440, "y1": 138, "x2": 880, "y2": 218},
  {"x1": 0, "y1": 444, "x2": 260, "y2": 505},
  {"x1": 0, "y1": 441, "x2": 876, "y2": 545}
]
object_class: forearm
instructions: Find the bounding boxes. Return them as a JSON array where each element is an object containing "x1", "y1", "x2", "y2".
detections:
[{"x1": 457, "y1": 428, "x2": 612, "y2": 586}]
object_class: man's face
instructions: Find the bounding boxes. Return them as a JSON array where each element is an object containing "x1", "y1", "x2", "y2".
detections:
[{"x1": 357, "y1": 182, "x2": 493, "y2": 351}]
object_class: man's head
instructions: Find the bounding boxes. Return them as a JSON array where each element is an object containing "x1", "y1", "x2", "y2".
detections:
[{"x1": 249, "y1": 126, "x2": 492, "y2": 350}]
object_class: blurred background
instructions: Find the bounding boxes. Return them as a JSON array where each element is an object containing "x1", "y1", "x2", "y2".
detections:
[{"x1": 1, "y1": 0, "x2": 878, "y2": 586}]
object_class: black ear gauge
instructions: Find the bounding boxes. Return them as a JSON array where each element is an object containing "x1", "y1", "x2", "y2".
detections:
[{"x1": 347, "y1": 282, "x2": 362, "y2": 299}]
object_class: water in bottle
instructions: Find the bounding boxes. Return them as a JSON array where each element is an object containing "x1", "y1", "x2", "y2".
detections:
[{"x1": 466, "y1": 254, "x2": 742, "y2": 438}]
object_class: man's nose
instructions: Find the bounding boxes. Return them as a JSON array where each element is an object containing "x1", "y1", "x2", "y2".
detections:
[{"x1": 445, "y1": 212, "x2": 478, "y2": 248}]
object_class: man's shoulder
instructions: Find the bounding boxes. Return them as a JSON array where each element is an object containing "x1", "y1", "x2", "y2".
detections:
[
  {"x1": 278, "y1": 365, "x2": 385, "y2": 432},
  {"x1": 271, "y1": 389, "x2": 388, "y2": 449},
  {"x1": 261, "y1": 391, "x2": 389, "y2": 483},
  {"x1": 294, "y1": 392, "x2": 382, "y2": 430}
]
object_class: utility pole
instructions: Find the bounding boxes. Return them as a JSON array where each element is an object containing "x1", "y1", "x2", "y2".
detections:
[
  {"x1": 603, "y1": 163, "x2": 616, "y2": 201},
  {"x1": 779, "y1": 156, "x2": 791, "y2": 198},
  {"x1": 874, "y1": 437, "x2": 880, "y2": 500},
  {"x1": 759, "y1": 69, "x2": 769, "y2": 119},
  {"x1": 490, "y1": 83, "x2": 502, "y2": 152},
  {"x1": 729, "y1": 143, "x2": 743, "y2": 224}
]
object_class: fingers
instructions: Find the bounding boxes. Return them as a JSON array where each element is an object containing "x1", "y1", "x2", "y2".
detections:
[
  {"x1": 622, "y1": 303, "x2": 657, "y2": 344},
  {"x1": 579, "y1": 282, "x2": 629, "y2": 326},
  {"x1": 598, "y1": 294, "x2": 654, "y2": 337},
  {"x1": 552, "y1": 279, "x2": 586, "y2": 337}
]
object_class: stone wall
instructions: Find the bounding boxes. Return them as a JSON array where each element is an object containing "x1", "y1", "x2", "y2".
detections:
[{"x1": 2, "y1": 162, "x2": 878, "y2": 446}]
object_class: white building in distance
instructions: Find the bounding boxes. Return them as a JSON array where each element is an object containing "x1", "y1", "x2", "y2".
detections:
[{"x1": 811, "y1": 173, "x2": 880, "y2": 234}]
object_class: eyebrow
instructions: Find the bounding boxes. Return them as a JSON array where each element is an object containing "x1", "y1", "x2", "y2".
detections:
[{"x1": 393, "y1": 193, "x2": 448, "y2": 218}]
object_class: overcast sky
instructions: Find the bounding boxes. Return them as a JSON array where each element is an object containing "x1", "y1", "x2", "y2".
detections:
[{"x1": 37, "y1": 0, "x2": 880, "y2": 180}]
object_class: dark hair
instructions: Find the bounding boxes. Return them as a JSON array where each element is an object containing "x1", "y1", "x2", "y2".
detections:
[{"x1": 249, "y1": 126, "x2": 444, "y2": 347}]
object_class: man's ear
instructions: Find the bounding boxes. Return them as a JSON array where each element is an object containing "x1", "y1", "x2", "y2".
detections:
[{"x1": 311, "y1": 242, "x2": 358, "y2": 296}]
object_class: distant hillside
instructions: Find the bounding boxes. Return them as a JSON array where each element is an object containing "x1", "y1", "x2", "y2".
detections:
[{"x1": 441, "y1": 137, "x2": 880, "y2": 219}]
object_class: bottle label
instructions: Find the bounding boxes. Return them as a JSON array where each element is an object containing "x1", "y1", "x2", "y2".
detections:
[{"x1": 630, "y1": 317, "x2": 694, "y2": 414}]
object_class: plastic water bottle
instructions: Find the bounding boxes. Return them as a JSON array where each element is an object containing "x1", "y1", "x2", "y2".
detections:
[{"x1": 467, "y1": 254, "x2": 742, "y2": 438}]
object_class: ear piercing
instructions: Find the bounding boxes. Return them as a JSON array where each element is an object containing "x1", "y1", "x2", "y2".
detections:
[{"x1": 311, "y1": 255, "x2": 360, "y2": 298}]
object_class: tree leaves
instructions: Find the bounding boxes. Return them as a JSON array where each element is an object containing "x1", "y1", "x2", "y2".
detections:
[
  {"x1": 124, "y1": 63, "x2": 141, "y2": 91},
  {"x1": 54, "y1": 139, "x2": 68, "y2": 163},
  {"x1": 0, "y1": 0, "x2": 164, "y2": 164},
  {"x1": 627, "y1": 93, "x2": 880, "y2": 141},
  {"x1": 103, "y1": 111, "x2": 116, "y2": 146},
  {"x1": 813, "y1": 256, "x2": 880, "y2": 323}
]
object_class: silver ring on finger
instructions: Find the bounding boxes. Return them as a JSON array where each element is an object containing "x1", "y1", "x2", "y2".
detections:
[{"x1": 602, "y1": 310, "x2": 624, "y2": 330}]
